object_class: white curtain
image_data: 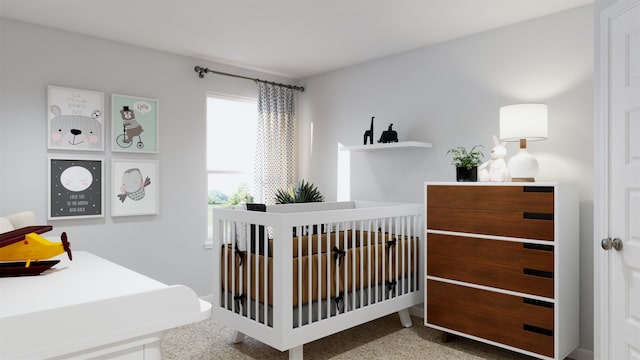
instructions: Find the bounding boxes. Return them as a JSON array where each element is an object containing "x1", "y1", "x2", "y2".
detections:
[{"x1": 254, "y1": 82, "x2": 297, "y2": 204}]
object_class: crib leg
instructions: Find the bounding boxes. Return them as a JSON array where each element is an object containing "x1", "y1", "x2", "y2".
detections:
[
  {"x1": 398, "y1": 308, "x2": 412, "y2": 328},
  {"x1": 232, "y1": 330, "x2": 246, "y2": 344},
  {"x1": 288, "y1": 345, "x2": 303, "y2": 360}
]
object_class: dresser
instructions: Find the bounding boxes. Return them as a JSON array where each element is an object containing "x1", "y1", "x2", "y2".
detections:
[
  {"x1": 424, "y1": 182, "x2": 578, "y2": 360},
  {"x1": 0, "y1": 251, "x2": 211, "y2": 360}
]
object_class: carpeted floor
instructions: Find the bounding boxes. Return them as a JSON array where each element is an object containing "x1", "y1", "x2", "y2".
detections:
[{"x1": 162, "y1": 314, "x2": 542, "y2": 359}]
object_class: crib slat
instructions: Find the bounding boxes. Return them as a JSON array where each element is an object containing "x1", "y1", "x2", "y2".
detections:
[
  {"x1": 382, "y1": 218, "x2": 387, "y2": 301},
  {"x1": 292, "y1": 226, "x2": 304, "y2": 327},
  {"x1": 264, "y1": 225, "x2": 269, "y2": 326},
  {"x1": 315, "y1": 226, "x2": 320, "y2": 323},
  {"x1": 222, "y1": 221, "x2": 228, "y2": 310},
  {"x1": 393, "y1": 217, "x2": 398, "y2": 298},
  {"x1": 402, "y1": 216, "x2": 407, "y2": 295},
  {"x1": 327, "y1": 223, "x2": 334, "y2": 320},
  {"x1": 306, "y1": 229, "x2": 312, "y2": 325},
  {"x1": 358, "y1": 221, "x2": 364, "y2": 309}
]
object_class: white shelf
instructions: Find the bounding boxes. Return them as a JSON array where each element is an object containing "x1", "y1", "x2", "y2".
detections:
[{"x1": 339, "y1": 141, "x2": 432, "y2": 152}]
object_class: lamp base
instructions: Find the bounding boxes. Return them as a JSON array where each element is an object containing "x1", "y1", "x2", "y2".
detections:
[
  {"x1": 510, "y1": 177, "x2": 535, "y2": 182},
  {"x1": 507, "y1": 148, "x2": 539, "y2": 182}
]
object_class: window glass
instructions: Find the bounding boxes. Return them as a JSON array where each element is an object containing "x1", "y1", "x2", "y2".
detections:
[{"x1": 207, "y1": 95, "x2": 257, "y2": 241}]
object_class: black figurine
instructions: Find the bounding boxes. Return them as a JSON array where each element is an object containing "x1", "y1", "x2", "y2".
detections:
[
  {"x1": 363, "y1": 116, "x2": 374, "y2": 145},
  {"x1": 378, "y1": 124, "x2": 398, "y2": 143}
]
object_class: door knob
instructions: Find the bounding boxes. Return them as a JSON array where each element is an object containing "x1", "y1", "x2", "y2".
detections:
[
  {"x1": 612, "y1": 237, "x2": 623, "y2": 251},
  {"x1": 601, "y1": 237, "x2": 623, "y2": 251}
]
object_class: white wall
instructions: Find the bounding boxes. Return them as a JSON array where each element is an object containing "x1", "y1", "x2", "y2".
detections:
[
  {"x1": 0, "y1": 18, "x2": 297, "y2": 297},
  {"x1": 299, "y1": 5, "x2": 594, "y2": 354}
]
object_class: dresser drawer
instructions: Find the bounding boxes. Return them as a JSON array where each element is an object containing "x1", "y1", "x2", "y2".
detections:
[
  {"x1": 427, "y1": 233, "x2": 554, "y2": 298},
  {"x1": 426, "y1": 185, "x2": 554, "y2": 213},
  {"x1": 427, "y1": 207, "x2": 554, "y2": 240},
  {"x1": 426, "y1": 185, "x2": 554, "y2": 240},
  {"x1": 427, "y1": 279, "x2": 554, "y2": 358}
]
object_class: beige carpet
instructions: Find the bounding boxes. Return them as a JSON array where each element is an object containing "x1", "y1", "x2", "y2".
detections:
[{"x1": 162, "y1": 314, "x2": 542, "y2": 359}]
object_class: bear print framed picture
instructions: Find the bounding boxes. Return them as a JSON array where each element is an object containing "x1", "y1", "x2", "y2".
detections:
[
  {"x1": 48, "y1": 157, "x2": 104, "y2": 220},
  {"x1": 111, "y1": 94, "x2": 159, "y2": 154},
  {"x1": 47, "y1": 85, "x2": 105, "y2": 151},
  {"x1": 111, "y1": 159, "x2": 159, "y2": 217}
]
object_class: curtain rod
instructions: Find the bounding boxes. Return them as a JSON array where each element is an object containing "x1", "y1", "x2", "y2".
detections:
[{"x1": 194, "y1": 66, "x2": 305, "y2": 92}]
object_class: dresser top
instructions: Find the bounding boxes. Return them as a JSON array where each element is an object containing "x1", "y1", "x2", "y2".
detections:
[{"x1": 425, "y1": 181, "x2": 562, "y2": 186}]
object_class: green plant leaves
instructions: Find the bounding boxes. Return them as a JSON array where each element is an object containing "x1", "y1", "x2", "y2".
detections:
[
  {"x1": 274, "y1": 180, "x2": 325, "y2": 204},
  {"x1": 446, "y1": 145, "x2": 484, "y2": 170}
]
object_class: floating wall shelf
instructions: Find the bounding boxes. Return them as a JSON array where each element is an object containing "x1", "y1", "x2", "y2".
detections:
[{"x1": 339, "y1": 141, "x2": 433, "y2": 152}]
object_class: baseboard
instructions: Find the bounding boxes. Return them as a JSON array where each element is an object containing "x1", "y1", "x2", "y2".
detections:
[
  {"x1": 409, "y1": 304, "x2": 424, "y2": 318},
  {"x1": 568, "y1": 348, "x2": 594, "y2": 360}
]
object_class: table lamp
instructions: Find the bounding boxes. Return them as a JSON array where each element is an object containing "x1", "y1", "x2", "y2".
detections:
[{"x1": 499, "y1": 103, "x2": 548, "y2": 182}]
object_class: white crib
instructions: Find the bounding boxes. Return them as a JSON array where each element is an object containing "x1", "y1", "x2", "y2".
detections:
[{"x1": 211, "y1": 201, "x2": 424, "y2": 359}]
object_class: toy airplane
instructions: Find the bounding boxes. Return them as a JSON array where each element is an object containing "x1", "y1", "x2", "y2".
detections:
[{"x1": 0, "y1": 225, "x2": 72, "y2": 268}]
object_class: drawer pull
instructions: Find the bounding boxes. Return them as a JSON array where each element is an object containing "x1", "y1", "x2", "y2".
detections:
[
  {"x1": 523, "y1": 212, "x2": 554, "y2": 221},
  {"x1": 523, "y1": 268, "x2": 554, "y2": 279},
  {"x1": 523, "y1": 324, "x2": 554, "y2": 337},
  {"x1": 523, "y1": 243, "x2": 554, "y2": 251},
  {"x1": 523, "y1": 186, "x2": 554, "y2": 193},
  {"x1": 523, "y1": 298, "x2": 554, "y2": 309}
]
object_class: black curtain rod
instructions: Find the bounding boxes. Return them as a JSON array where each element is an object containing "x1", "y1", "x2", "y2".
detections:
[{"x1": 194, "y1": 66, "x2": 305, "y2": 92}]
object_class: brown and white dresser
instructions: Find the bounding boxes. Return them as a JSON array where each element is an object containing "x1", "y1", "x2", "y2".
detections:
[{"x1": 424, "y1": 182, "x2": 579, "y2": 360}]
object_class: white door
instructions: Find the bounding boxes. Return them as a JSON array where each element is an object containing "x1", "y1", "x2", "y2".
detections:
[{"x1": 608, "y1": 1, "x2": 640, "y2": 358}]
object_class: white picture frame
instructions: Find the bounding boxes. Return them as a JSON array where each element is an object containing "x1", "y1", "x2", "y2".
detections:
[
  {"x1": 47, "y1": 85, "x2": 105, "y2": 151},
  {"x1": 111, "y1": 94, "x2": 159, "y2": 153},
  {"x1": 111, "y1": 159, "x2": 159, "y2": 217}
]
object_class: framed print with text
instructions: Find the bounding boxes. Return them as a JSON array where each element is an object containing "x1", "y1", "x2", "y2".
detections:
[
  {"x1": 48, "y1": 157, "x2": 104, "y2": 219},
  {"x1": 47, "y1": 85, "x2": 105, "y2": 151},
  {"x1": 111, "y1": 159, "x2": 159, "y2": 217},
  {"x1": 111, "y1": 94, "x2": 159, "y2": 153}
]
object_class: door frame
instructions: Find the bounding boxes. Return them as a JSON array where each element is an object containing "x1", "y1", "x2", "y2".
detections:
[{"x1": 594, "y1": 0, "x2": 639, "y2": 358}]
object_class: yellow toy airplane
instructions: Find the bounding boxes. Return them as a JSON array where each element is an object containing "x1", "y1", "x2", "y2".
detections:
[{"x1": 0, "y1": 225, "x2": 72, "y2": 268}]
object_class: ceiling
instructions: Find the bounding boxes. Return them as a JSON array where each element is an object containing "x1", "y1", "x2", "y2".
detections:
[{"x1": 0, "y1": 0, "x2": 592, "y2": 79}]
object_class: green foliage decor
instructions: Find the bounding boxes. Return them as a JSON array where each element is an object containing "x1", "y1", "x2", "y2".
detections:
[
  {"x1": 446, "y1": 145, "x2": 484, "y2": 170},
  {"x1": 275, "y1": 180, "x2": 325, "y2": 204}
]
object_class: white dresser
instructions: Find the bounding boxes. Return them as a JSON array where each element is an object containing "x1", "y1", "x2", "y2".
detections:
[{"x1": 0, "y1": 251, "x2": 211, "y2": 360}]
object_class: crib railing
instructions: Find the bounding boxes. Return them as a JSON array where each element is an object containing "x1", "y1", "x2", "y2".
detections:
[{"x1": 212, "y1": 201, "x2": 423, "y2": 352}]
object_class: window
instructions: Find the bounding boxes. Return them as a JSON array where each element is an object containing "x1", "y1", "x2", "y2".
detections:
[{"x1": 207, "y1": 95, "x2": 257, "y2": 243}]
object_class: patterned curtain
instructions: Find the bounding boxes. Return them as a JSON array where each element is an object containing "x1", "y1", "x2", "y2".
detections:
[{"x1": 254, "y1": 82, "x2": 297, "y2": 204}]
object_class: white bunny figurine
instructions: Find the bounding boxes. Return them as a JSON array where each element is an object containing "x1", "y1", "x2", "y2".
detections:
[{"x1": 478, "y1": 135, "x2": 510, "y2": 182}]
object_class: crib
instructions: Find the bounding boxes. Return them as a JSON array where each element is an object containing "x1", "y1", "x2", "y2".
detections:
[{"x1": 211, "y1": 201, "x2": 423, "y2": 359}]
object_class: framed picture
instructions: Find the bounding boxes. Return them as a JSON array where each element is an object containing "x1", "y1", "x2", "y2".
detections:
[
  {"x1": 111, "y1": 94, "x2": 159, "y2": 153},
  {"x1": 47, "y1": 85, "x2": 105, "y2": 151},
  {"x1": 111, "y1": 159, "x2": 159, "y2": 217},
  {"x1": 48, "y1": 157, "x2": 104, "y2": 220}
]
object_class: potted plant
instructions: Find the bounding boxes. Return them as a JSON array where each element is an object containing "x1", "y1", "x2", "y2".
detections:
[
  {"x1": 275, "y1": 180, "x2": 325, "y2": 235},
  {"x1": 446, "y1": 145, "x2": 484, "y2": 182},
  {"x1": 274, "y1": 179, "x2": 325, "y2": 204}
]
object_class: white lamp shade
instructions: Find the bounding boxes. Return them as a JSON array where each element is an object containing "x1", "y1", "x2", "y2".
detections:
[{"x1": 499, "y1": 103, "x2": 548, "y2": 141}]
